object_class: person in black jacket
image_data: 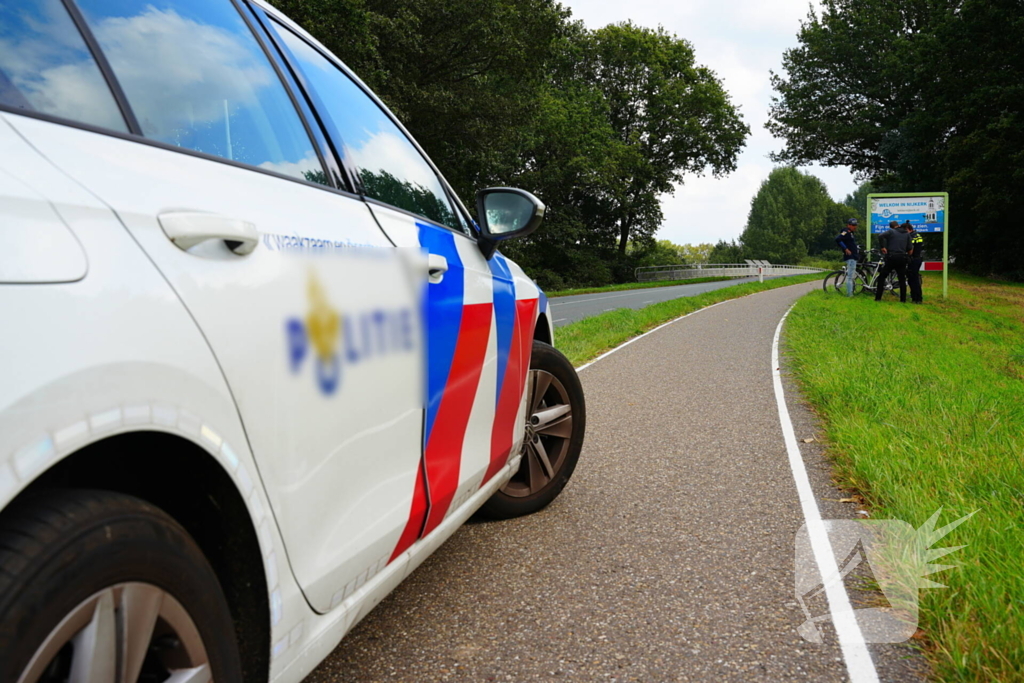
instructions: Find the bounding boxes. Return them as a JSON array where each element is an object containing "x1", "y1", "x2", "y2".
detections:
[
  {"x1": 906, "y1": 221, "x2": 924, "y2": 303},
  {"x1": 875, "y1": 221, "x2": 913, "y2": 302},
  {"x1": 835, "y1": 218, "x2": 860, "y2": 297}
]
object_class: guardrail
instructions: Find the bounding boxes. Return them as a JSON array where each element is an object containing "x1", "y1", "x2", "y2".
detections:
[{"x1": 635, "y1": 262, "x2": 828, "y2": 282}]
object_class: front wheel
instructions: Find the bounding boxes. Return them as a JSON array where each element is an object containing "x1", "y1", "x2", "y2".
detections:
[
  {"x1": 833, "y1": 269, "x2": 864, "y2": 295},
  {"x1": 479, "y1": 341, "x2": 586, "y2": 519},
  {"x1": 0, "y1": 490, "x2": 243, "y2": 683}
]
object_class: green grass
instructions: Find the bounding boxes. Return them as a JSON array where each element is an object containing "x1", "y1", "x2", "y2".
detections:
[
  {"x1": 547, "y1": 276, "x2": 737, "y2": 297},
  {"x1": 552, "y1": 273, "x2": 821, "y2": 366},
  {"x1": 784, "y1": 272, "x2": 1024, "y2": 681}
]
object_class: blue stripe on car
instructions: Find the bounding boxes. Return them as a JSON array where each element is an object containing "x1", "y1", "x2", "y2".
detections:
[{"x1": 418, "y1": 224, "x2": 464, "y2": 442}]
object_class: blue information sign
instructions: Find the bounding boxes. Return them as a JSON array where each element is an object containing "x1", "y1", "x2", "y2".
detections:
[
  {"x1": 869, "y1": 195, "x2": 946, "y2": 234},
  {"x1": 866, "y1": 191, "x2": 950, "y2": 299}
]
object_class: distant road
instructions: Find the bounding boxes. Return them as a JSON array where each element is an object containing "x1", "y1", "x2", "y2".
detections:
[{"x1": 549, "y1": 275, "x2": 798, "y2": 327}]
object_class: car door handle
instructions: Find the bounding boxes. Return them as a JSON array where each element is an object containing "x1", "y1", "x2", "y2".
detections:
[
  {"x1": 427, "y1": 254, "x2": 448, "y2": 283},
  {"x1": 158, "y1": 211, "x2": 259, "y2": 255}
]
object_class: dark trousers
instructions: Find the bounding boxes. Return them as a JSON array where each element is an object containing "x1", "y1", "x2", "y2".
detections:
[
  {"x1": 908, "y1": 258, "x2": 923, "y2": 302},
  {"x1": 875, "y1": 254, "x2": 908, "y2": 302}
]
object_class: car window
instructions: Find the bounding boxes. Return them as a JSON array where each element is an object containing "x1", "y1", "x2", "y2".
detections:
[
  {"x1": 74, "y1": 0, "x2": 326, "y2": 185},
  {"x1": 0, "y1": 0, "x2": 127, "y2": 132},
  {"x1": 269, "y1": 19, "x2": 461, "y2": 230}
]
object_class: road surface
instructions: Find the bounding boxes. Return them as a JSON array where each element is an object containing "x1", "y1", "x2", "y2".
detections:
[
  {"x1": 305, "y1": 281, "x2": 926, "y2": 682},
  {"x1": 549, "y1": 275, "x2": 798, "y2": 327}
]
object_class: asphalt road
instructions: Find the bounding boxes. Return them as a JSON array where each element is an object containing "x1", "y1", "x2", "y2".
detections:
[
  {"x1": 549, "y1": 275, "x2": 798, "y2": 327},
  {"x1": 305, "y1": 281, "x2": 926, "y2": 682}
]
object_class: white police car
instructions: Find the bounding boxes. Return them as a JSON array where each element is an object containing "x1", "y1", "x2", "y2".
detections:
[{"x1": 0, "y1": 0, "x2": 585, "y2": 680}]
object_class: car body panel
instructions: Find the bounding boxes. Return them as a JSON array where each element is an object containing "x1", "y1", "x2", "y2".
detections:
[
  {"x1": 0, "y1": 0, "x2": 558, "y2": 677},
  {"x1": 0, "y1": 115, "x2": 305, "y2": 666},
  {"x1": 3, "y1": 112, "x2": 428, "y2": 616}
]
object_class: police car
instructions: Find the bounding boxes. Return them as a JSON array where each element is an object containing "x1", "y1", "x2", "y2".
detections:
[{"x1": 0, "y1": 0, "x2": 586, "y2": 680}]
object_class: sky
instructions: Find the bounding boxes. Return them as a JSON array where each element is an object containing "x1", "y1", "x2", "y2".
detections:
[{"x1": 559, "y1": 0, "x2": 860, "y2": 247}]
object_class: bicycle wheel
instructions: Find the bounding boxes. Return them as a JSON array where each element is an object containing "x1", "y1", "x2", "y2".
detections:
[
  {"x1": 833, "y1": 269, "x2": 863, "y2": 295},
  {"x1": 822, "y1": 270, "x2": 841, "y2": 293},
  {"x1": 852, "y1": 272, "x2": 867, "y2": 295},
  {"x1": 884, "y1": 271, "x2": 900, "y2": 298}
]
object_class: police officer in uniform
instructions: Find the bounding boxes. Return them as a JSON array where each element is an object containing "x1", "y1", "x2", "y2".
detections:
[
  {"x1": 905, "y1": 220, "x2": 924, "y2": 303},
  {"x1": 875, "y1": 220, "x2": 913, "y2": 302},
  {"x1": 835, "y1": 218, "x2": 860, "y2": 297}
]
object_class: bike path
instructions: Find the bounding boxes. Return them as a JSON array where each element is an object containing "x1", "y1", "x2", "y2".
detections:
[{"x1": 305, "y1": 281, "x2": 926, "y2": 682}]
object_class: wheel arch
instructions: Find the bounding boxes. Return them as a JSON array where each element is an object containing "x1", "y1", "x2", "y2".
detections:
[
  {"x1": 534, "y1": 311, "x2": 553, "y2": 346},
  {"x1": 2, "y1": 431, "x2": 270, "y2": 683}
]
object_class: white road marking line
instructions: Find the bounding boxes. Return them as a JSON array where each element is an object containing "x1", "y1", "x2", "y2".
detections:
[
  {"x1": 554, "y1": 318, "x2": 566, "y2": 323},
  {"x1": 603, "y1": 308, "x2": 614, "y2": 311},
  {"x1": 642, "y1": 300, "x2": 655, "y2": 304},
  {"x1": 772, "y1": 303, "x2": 879, "y2": 683},
  {"x1": 574, "y1": 301, "x2": 729, "y2": 372}
]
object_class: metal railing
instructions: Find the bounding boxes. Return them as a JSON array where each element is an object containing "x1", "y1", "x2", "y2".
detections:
[{"x1": 635, "y1": 262, "x2": 827, "y2": 282}]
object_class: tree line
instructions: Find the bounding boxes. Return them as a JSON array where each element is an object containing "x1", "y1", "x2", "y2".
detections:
[
  {"x1": 767, "y1": 0, "x2": 1024, "y2": 280},
  {"x1": 272, "y1": 0, "x2": 748, "y2": 290}
]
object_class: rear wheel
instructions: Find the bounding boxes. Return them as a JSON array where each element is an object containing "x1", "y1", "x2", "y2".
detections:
[
  {"x1": 479, "y1": 341, "x2": 586, "y2": 519},
  {"x1": 0, "y1": 490, "x2": 243, "y2": 683}
]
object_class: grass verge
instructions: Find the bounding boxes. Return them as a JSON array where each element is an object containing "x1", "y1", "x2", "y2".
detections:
[
  {"x1": 553, "y1": 272, "x2": 821, "y2": 366},
  {"x1": 784, "y1": 272, "x2": 1024, "y2": 681},
  {"x1": 547, "y1": 276, "x2": 737, "y2": 297}
]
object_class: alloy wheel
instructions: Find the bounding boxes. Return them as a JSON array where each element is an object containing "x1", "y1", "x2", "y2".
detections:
[
  {"x1": 18, "y1": 582, "x2": 211, "y2": 683},
  {"x1": 502, "y1": 369, "x2": 574, "y2": 498}
]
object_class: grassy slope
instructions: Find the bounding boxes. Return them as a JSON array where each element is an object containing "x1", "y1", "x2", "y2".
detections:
[
  {"x1": 554, "y1": 272, "x2": 821, "y2": 366},
  {"x1": 784, "y1": 273, "x2": 1024, "y2": 681}
]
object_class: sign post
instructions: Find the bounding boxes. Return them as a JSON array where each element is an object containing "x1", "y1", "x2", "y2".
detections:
[{"x1": 866, "y1": 192, "x2": 949, "y2": 299}]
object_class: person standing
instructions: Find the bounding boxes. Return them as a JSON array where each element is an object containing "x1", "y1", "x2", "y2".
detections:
[
  {"x1": 835, "y1": 218, "x2": 860, "y2": 296},
  {"x1": 905, "y1": 220, "x2": 924, "y2": 303},
  {"x1": 875, "y1": 221, "x2": 913, "y2": 302}
]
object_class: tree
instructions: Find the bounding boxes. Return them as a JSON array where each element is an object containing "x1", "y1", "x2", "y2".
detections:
[
  {"x1": 679, "y1": 242, "x2": 715, "y2": 264},
  {"x1": 630, "y1": 239, "x2": 686, "y2": 267},
  {"x1": 766, "y1": 0, "x2": 950, "y2": 186},
  {"x1": 496, "y1": 22, "x2": 632, "y2": 289},
  {"x1": 739, "y1": 167, "x2": 834, "y2": 263},
  {"x1": 708, "y1": 239, "x2": 743, "y2": 263},
  {"x1": 768, "y1": 0, "x2": 1024, "y2": 278},
  {"x1": 582, "y1": 23, "x2": 749, "y2": 255}
]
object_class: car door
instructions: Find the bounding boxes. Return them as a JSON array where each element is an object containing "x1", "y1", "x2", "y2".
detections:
[
  {"x1": 260, "y1": 10, "x2": 541, "y2": 544},
  {"x1": 6, "y1": 0, "x2": 424, "y2": 614}
]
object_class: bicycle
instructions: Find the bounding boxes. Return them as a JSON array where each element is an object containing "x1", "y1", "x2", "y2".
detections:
[{"x1": 823, "y1": 249, "x2": 898, "y2": 297}]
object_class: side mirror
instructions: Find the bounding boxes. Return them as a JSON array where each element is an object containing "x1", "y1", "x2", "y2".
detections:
[{"x1": 475, "y1": 187, "x2": 545, "y2": 260}]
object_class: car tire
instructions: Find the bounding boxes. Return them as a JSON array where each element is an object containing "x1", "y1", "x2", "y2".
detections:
[
  {"x1": 479, "y1": 340, "x2": 586, "y2": 520},
  {"x1": 0, "y1": 489, "x2": 243, "y2": 683}
]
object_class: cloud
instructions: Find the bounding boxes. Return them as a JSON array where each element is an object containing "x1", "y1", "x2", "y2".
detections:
[
  {"x1": 259, "y1": 150, "x2": 322, "y2": 180},
  {"x1": 90, "y1": 7, "x2": 275, "y2": 140},
  {"x1": 0, "y1": 0, "x2": 126, "y2": 130},
  {"x1": 344, "y1": 128, "x2": 445, "y2": 194}
]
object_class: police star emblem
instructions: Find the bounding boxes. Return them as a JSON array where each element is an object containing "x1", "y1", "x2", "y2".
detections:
[
  {"x1": 306, "y1": 273, "x2": 340, "y2": 363},
  {"x1": 285, "y1": 271, "x2": 344, "y2": 395}
]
